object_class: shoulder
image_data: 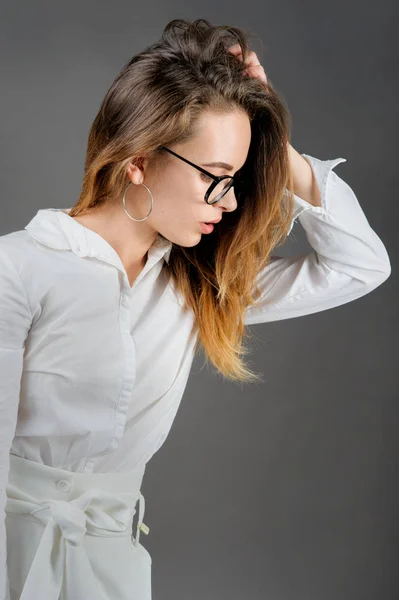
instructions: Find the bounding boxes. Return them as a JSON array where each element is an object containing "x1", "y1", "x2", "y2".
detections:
[
  {"x1": 0, "y1": 230, "x2": 49, "y2": 321},
  {"x1": 0, "y1": 229, "x2": 41, "y2": 276}
]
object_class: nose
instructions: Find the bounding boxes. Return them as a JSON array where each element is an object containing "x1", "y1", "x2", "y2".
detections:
[{"x1": 218, "y1": 187, "x2": 238, "y2": 213}]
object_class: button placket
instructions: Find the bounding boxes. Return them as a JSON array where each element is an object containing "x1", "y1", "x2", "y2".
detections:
[{"x1": 56, "y1": 479, "x2": 71, "y2": 493}]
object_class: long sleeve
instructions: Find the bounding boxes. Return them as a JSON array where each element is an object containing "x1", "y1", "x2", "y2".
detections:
[
  {"x1": 0, "y1": 245, "x2": 32, "y2": 600},
  {"x1": 244, "y1": 155, "x2": 391, "y2": 325}
]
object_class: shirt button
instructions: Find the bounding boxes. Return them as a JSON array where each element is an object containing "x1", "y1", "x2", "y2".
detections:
[{"x1": 57, "y1": 479, "x2": 71, "y2": 492}]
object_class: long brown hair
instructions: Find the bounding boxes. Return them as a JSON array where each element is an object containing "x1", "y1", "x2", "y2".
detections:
[{"x1": 69, "y1": 18, "x2": 295, "y2": 384}]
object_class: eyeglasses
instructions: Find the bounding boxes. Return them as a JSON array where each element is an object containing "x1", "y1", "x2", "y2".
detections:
[{"x1": 159, "y1": 145, "x2": 239, "y2": 205}]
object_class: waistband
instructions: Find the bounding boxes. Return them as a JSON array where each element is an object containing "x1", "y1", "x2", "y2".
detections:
[{"x1": 5, "y1": 453, "x2": 149, "y2": 600}]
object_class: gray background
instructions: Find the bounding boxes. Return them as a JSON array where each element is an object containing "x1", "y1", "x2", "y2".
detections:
[{"x1": 1, "y1": 1, "x2": 398, "y2": 598}]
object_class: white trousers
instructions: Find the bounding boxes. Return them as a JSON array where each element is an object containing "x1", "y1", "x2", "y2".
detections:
[{"x1": 5, "y1": 453, "x2": 152, "y2": 600}]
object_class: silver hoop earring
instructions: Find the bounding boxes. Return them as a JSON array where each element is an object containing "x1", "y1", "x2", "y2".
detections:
[{"x1": 122, "y1": 181, "x2": 153, "y2": 222}]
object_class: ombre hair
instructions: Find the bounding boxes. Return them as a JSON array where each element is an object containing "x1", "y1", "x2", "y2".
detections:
[{"x1": 69, "y1": 18, "x2": 296, "y2": 384}]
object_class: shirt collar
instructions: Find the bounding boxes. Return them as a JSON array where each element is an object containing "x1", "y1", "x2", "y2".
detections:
[{"x1": 24, "y1": 207, "x2": 172, "y2": 267}]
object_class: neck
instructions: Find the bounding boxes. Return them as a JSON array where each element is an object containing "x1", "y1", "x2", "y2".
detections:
[{"x1": 70, "y1": 201, "x2": 157, "y2": 269}]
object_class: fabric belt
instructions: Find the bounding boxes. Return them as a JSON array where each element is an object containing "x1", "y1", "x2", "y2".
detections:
[{"x1": 5, "y1": 453, "x2": 149, "y2": 600}]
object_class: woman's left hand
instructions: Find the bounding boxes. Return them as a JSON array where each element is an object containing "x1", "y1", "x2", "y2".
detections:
[
  {"x1": 227, "y1": 44, "x2": 268, "y2": 86},
  {"x1": 228, "y1": 44, "x2": 304, "y2": 181}
]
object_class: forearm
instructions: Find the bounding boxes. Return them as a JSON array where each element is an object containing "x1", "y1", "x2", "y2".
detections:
[{"x1": 287, "y1": 142, "x2": 322, "y2": 207}]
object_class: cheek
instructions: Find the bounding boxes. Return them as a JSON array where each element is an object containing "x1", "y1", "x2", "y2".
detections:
[{"x1": 166, "y1": 180, "x2": 204, "y2": 214}]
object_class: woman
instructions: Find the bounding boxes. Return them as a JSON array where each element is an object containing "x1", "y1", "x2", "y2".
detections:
[{"x1": 0, "y1": 18, "x2": 391, "y2": 600}]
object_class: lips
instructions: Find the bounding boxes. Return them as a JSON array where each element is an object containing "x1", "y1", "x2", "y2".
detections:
[{"x1": 200, "y1": 222, "x2": 215, "y2": 233}]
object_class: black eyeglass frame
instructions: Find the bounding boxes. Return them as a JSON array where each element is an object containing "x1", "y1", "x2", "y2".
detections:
[{"x1": 159, "y1": 145, "x2": 239, "y2": 205}]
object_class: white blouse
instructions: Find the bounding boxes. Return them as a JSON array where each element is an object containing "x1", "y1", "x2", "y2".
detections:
[{"x1": 0, "y1": 153, "x2": 391, "y2": 593}]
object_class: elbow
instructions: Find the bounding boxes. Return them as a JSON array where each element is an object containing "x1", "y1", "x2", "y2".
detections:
[
  {"x1": 364, "y1": 259, "x2": 391, "y2": 290},
  {"x1": 345, "y1": 245, "x2": 391, "y2": 289},
  {"x1": 370, "y1": 243, "x2": 392, "y2": 285},
  {"x1": 381, "y1": 260, "x2": 391, "y2": 281},
  {"x1": 375, "y1": 251, "x2": 392, "y2": 283}
]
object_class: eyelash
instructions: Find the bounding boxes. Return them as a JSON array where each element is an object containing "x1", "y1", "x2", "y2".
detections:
[
  {"x1": 200, "y1": 173, "x2": 213, "y2": 183},
  {"x1": 200, "y1": 172, "x2": 241, "y2": 184}
]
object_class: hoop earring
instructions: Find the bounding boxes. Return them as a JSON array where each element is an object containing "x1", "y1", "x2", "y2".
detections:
[{"x1": 122, "y1": 181, "x2": 153, "y2": 222}]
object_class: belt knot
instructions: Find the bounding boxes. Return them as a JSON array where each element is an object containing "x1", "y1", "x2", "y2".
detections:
[{"x1": 31, "y1": 499, "x2": 87, "y2": 545}]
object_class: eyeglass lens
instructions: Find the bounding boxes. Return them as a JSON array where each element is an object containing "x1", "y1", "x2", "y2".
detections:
[{"x1": 207, "y1": 178, "x2": 234, "y2": 204}]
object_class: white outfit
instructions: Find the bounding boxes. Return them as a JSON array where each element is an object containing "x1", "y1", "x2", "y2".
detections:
[
  {"x1": 0, "y1": 154, "x2": 391, "y2": 600},
  {"x1": 6, "y1": 454, "x2": 150, "y2": 600}
]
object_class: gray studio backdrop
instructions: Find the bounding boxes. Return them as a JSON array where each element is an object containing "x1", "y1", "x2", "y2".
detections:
[{"x1": 1, "y1": 2, "x2": 397, "y2": 599}]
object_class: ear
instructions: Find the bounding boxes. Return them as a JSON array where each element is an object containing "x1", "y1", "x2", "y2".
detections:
[{"x1": 127, "y1": 156, "x2": 147, "y2": 182}]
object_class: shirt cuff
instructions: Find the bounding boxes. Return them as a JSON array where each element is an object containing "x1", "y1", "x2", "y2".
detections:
[{"x1": 286, "y1": 155, "x2": 347, "y2": 235}]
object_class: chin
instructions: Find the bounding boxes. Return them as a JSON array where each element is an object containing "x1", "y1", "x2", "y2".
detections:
[
  {"x1": 165, "y1": 229, "x2": 201, "y2": 247},
  {"x1": 181, "y1": 236, "x2": 202, "y2": 248}
]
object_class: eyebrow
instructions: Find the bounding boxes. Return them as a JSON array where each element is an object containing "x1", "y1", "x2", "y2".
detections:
[{"x1": 201, "y1": 161, "x2": 234, "y2": 171}]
